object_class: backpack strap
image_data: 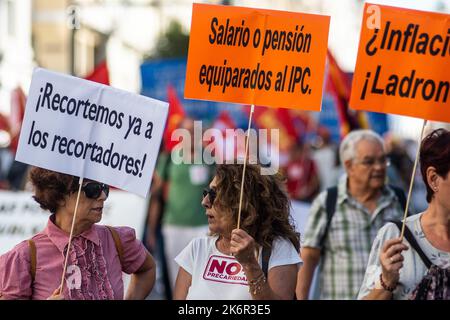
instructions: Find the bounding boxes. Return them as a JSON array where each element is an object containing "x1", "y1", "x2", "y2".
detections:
[
  {"x1": 106, "y1": 226, "x2": 124, "y2": 267},
  {"x1": 391, "y1": 221, "x2": 432, "y2": 269},
  {"x1": 261, "y1": 246, "x2": 271, "y2": 278},
  {"x1": 261, "y1": 243, "x2": 299, "y2": 300},
  {"x1": 318, "y1": 186, "x2": 338, "y2": 251},
  {"x1": 389, "y1": 184, "x2": 408, "y2": 215},
  {"x1": 28, "y1": 240, "x2": 37, "y2": 283}
]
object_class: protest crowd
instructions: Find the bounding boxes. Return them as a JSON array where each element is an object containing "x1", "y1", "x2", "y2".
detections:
[{"x1": 0, "y1": 0, "x2": 449, "y2": 302}]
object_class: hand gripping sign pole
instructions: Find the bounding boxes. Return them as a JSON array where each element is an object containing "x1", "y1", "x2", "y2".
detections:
[
  {"x1": 59, "y1": 177, "x2": 84, "y2": 294},
  {"x1": 236, "y1": 105, "x2": 255, "y2": 230},
  {"x1": 399, "y1": 120, "x2": 427, "y2": 240}
]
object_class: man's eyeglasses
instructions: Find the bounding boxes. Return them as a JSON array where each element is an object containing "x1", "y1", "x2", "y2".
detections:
[
  {"x1": 353, "y1": 156, "x2": 391, "y2": 167},
  {"x1": 203, "y1": 187, "x2": 217, "y2": 205},
  {"x1": 82, "y1": 182, "x2": 109, "y2": 199}
]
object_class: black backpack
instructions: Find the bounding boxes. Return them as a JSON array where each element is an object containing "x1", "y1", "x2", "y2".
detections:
[{"x1": 391, "y1": 221, "x2": 450, "y2": 300}]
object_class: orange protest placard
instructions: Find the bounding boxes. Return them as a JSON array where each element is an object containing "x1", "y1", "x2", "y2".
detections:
[
  {"x1": 184, "y1": 4, "x2": 330, "y2": 111},
  {"x1": 350, "y1": 3, "x2": 450, "y2": 122}
]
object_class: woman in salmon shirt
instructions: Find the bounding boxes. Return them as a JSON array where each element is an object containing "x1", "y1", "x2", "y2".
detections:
[{"x1": 0, "y1": 167, "x2": 155, "y2": 300}]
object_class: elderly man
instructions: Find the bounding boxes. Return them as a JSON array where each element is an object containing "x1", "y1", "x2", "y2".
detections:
[{"x1": 296, "y1": 130, "x2": 406, "y2": 300}]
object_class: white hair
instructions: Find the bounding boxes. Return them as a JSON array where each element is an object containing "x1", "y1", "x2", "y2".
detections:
[{"x1": 339, "y1": 129, "x2": 385, "y2": 164}]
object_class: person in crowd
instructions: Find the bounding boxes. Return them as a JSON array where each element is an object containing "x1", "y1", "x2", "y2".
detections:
[
  {"x1": 285, "y1": 140, "x2": 320, "y2": 203},
  {"x1": 147, "y1": 118, "x2": 213, "y2": 293},
  {"x1": 297, "y1": 129, "x2": 406, "y2": 300},
  {"x1": 173, "y1": 164, "x2": 301, "y2": 300},
  {"x1": 384, "y1": 133, "x2": 414, "y2": 193},
  {"x1": 359, "y1": 128, "x2": 450, "y2": 300},
  {"x1": 0, "y1": 167, "x2": 155, "y2": 300},
  {"x1": 312, "y1": 126, "x2": 339, "y2": 190}
]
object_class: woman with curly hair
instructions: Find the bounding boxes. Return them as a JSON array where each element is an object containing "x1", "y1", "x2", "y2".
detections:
[
  {"x1": 0, "y1": 167, "x2": 155, "y2": 300},
  {"x1": 174, "y1": 164, "x2": 301, "y2": 300}
]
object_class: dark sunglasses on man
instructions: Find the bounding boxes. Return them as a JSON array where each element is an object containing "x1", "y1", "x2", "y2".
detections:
[
  {"x1": 82, "y1": 182, "x2": 110, "y2": 199},
  {"x1": 203, "y1": 187, "x2": 216, "y2": 205}
]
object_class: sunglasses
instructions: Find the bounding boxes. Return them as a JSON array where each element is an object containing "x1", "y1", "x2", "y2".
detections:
[
  {"x1": 203, "y1": 187, "x2": 217, "y2": 205},
  {"x1": 82, "y1": 182, "x2": 109, "y2": 199}
]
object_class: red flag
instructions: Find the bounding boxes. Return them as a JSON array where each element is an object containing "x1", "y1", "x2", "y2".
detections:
[
  {"x1": 164, "y1": 85, "x2": 186, "y2": 152},
  {"x1": 276, "y1": 108, "x2": 298, "y2": 138},
  {"x1": 326, "y1": 51, "x2": 368, "y2": 138},
  {"x1": 0, "y1": 113, "x2": 11, "y2": 133},
  {"x1": 210, "y1": 111, "x2": 238, "y2": 161},
  {"x1": 85, "y1": 60, "x2": 110, "y2": 85},
  {"x1": 252, "y1": 106, "x2": 297, "y2": 152},
  {"x1": 212, "y1": 111, "x2": 235, "y2": 134}
]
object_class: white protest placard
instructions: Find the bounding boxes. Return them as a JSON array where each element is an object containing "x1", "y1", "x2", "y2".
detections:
[
  {"x1": 16, "y1": 68, "x2": 168, "y2": 197},
  {"x1": 0, "y1": 190, "x2": 148, "y2": 255}
]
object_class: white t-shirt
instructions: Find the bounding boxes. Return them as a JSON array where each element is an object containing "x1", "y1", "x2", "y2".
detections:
[
  {"x1": 175, "y1": 235, "x2": 302, "y2": 300},
  {"x1": 358, "y1": 212, "x2": 450, "y2": 300}
]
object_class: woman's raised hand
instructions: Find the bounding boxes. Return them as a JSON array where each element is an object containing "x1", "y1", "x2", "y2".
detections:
[
  {"x1": 379, "y1": 238, "x2": 409, "y2": 289},
  {"x1": 230, "y1": 229, "x2": 258, "y2": 266}
]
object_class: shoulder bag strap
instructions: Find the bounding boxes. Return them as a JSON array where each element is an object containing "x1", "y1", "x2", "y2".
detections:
[
  {"x1": 28, "y1": 239, "x2": 37, "y2": 283},
  {"x1": 106, "y1": 226, "x2": 124, "y2": 267},
  {"x1": 391, "y1": 221, "x2": 432, "y2": 269}
]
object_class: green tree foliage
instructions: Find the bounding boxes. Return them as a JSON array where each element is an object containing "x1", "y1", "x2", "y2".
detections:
[{"x1": 145, "y1": 20, "x2": 189, "y2": 60}]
